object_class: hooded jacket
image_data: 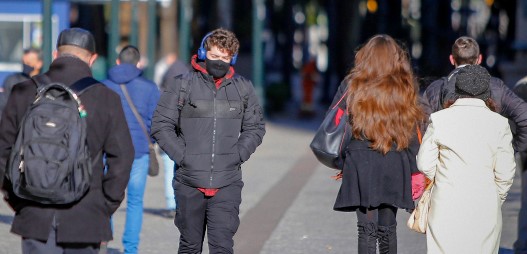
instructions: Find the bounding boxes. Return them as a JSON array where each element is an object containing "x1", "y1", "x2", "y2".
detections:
[
  {"x1": 422, "y1": 67, "x2": 527, "y2": 152},
  {"x1": 151, "y1": 55, "x2": 265, "y2": 189},
  {"x1": 103, "y1": 63, "x2": 160, "y2": 157}
]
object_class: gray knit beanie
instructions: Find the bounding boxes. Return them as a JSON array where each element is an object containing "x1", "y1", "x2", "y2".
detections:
[{"x1": 455, "y1": 64, "x2": 491, "y2": 101}]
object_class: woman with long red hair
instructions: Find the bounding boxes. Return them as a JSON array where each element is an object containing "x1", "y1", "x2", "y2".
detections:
[{"x1": 331, "y1": 34, "x2": 423, "y2": 254}]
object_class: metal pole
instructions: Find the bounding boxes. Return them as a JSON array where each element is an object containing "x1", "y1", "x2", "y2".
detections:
[
  {"x1": 178, "y1": 0, "x2": 192, "y2": 64},
  {"x1": 145, "y1": 0, "x2": 157, "y2": 80},
  {"x1": 252, "y1": 0, "x2": 265, "y2": 109},
  {"x1": 108, "y1": 0, "x2": 120, "y2": 68},
  {"x1": 130, "y1": 0, "x2": 139, "y2": 47},
  {"x1": 42, "y1": 0, "x2": 53, "y2": 72}
]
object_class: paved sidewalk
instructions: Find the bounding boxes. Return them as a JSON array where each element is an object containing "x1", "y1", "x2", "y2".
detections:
[{"x1": 0, "y1": 118, "x2": 522, "y2": 253}]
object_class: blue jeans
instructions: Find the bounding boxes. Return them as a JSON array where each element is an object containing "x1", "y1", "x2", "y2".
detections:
[
  {"x1": 162, "y1": 152, "x2": 177, "y2": 210},
  {"x1": 123, "y1": 155, "x2": 149, "y2": 254}
]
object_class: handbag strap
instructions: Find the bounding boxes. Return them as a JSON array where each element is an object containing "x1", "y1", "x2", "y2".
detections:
[
  {"x1": 417, "y1": 126, "x2": 422, "y2": 144},
  {"x1": 119, "y1": 84, "x2": 153, "y2": 147},
  {"x1": 332, "y1": 90, "x2": 348, "y2": 110}
]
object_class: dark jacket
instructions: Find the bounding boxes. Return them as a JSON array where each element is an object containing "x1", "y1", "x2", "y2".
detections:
[
  {"x1": 160, "y1": 60, "x2": 189, "y2": 92},
  {"x1": 0, "y1": 72, "x2": 31, "y2": 120},
  {"x1": 103, "y1": 63, "x2": 160, "y2": 158},
  {"x1": 422, "y1": 67, "x2": 527, "y2": 152},
  {"x1": 0, "y1": 56, "x2": 134, "y2": 243},
  {"x1": 151, "y1": 55, "x2": 265, "y2": 189}
]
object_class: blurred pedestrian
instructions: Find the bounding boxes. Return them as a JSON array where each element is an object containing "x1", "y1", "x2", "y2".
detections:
[
  {"x1": 158, "y1": 52, "x2": 189, "y2": 217},
  {"x1": 151, "y1": 28, "x2": 265, "y2": 253},
  {"x1": 299, "y1": 57, "x2": 319, "y2": 118},
  {"x1": 102, "y1": 45, "x2": 160, "y2": 254},
  {"x1": 331, "y1": 34, "x2": 423, "y2": 254},
  {"x1": 513, "y1": 75, "x2": 527, "y2": 254},
  {"x1": 417, "y1": 64, "x2": 516, "y2": 253},
  {"x1": 0, "y1": 27, "x2": 134, "y2": 254},
  {"x1": 0, "y1": 48, "x2": 43, "y2": 120}
]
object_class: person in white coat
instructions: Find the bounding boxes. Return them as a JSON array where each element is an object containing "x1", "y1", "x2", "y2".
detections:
[{"x1": 417, "y1": 64, "x2": 516, "y2": 254}]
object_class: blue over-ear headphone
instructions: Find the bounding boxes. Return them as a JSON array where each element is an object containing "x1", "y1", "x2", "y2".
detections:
[{"x1": 197, "y1": 32, "x2": 238, "y2": 65}]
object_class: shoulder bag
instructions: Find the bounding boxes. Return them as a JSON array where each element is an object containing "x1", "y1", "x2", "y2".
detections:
[
  {"x1": 310, "y1": 92, "x2": 351, "y2": 169},
  {"x1": 120, "y1": 84, "x2": 160, "y2": 177},
  {"x1": 407, "y1": 179, "x2": 434, "y2": 234}
]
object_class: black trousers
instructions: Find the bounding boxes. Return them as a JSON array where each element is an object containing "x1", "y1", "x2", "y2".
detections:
[
  {"x1": 21, "y1": 217, "x2": 99, "y2": 254},
  {"x1": 174, "y1": 180, "x2": 243, "y2": 254}
]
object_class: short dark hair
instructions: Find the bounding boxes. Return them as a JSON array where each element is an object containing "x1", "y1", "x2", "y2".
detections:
[
  {"x1": 23, "y1": 48, "x2": 42, "y2": 60},
  {"x1": 451, "y1": 36, "x2": 480, "y2": 65},
  {"x1": 204, "y1": 28, "x2": 240, "y2": 56},
  {"x1": 118, "y1": 45, "x2": 140, "y2": 65}
]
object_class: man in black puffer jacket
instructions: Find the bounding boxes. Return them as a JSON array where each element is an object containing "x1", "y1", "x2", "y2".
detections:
[
  {"x1": 151, "y1": 28, "x2": 265, "y2": 253},
  {"x1": 422, "y1": 36, "x2": 527, "y2": 152}
]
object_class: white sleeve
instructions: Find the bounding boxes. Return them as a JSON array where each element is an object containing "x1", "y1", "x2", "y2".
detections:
[
  {"x1": 417, "y1": 120, "x2": 439, "y2": 180},
  {"x1": 494, "y1": 123, "x2": 516, "y2": 204}
]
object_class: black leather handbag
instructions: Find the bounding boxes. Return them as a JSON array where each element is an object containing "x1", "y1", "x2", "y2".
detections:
[{"x1": 310, "y1": 93, "x2": 351, "y2": 169}]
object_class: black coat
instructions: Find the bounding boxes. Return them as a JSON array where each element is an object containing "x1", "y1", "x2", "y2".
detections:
[
  {"x1": 334, "y1": 138, "x2": 419, "y2": 212},
  {"x1": 0, "y1": 72, "x2": 31, "y2": 120},
  {"x1": 329, "y1": 81, "x2": 419, "y2": 212},
  {"x1": 0, "y1": 56, "x2": 134, "y2": 243},
  {"x1": 151, "y1": 56, "x2": 265, "y2": 189},
  {"x1": 422, "y1": 68, "x2": 527, "y2": 152}
]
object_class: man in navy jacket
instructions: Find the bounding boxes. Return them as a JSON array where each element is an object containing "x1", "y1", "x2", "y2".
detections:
[
  {"x1": 422, "y1": 36, "x2": 527, "y2": 152},
  {"x1": 102, "y1": 45, "x2": 160, "y2": 254}
]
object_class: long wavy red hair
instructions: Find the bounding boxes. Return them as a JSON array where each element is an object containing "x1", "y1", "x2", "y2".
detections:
[{"x1": 345, "y1": 34, "x2": 423, "y2": 154}]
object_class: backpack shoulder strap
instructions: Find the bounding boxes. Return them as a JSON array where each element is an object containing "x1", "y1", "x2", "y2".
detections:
[
  {"x1": 31, "y1": 75, "x2": 98, "y2": 95},
  {"x1": 232, "y1": 77, "x2": 249, "y2": 111},
  {"x1": 176, "y1": 75, "x2": 191, "y2": 137},
  {"x1": 177, "y1": 75, "x2": 191, "y2": 111},
  {"x1": 70, "y1": 77, "x2": 99, "y2": 95}
]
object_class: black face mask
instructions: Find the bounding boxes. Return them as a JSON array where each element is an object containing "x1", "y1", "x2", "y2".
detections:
[
  {"x1": 22, "y1": 64, "x2": 34, "y2": 75},
  {"x1": 205, "y1": 58, "x2": 230, "y2": 78}
]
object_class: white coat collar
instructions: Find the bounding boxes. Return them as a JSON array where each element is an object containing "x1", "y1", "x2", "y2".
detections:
[{"x1": 451, "y1": 98, "x2": 489, "y2": 109}]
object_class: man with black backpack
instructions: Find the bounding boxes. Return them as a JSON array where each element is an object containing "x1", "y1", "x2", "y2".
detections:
[
  {"x1": 422, "y1": 36, "x2": 527, "y2": 152},
  {"x1": 0, "y1": 28, "x2": 134, "y2": 253},
  {"x1": 151, "y1": 28, "x2": 265, "y2": 253}
]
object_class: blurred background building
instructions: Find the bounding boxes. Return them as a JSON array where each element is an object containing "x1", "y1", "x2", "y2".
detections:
[{"x1": 0, "y1": 0, "x2": 526, "y2": 114}]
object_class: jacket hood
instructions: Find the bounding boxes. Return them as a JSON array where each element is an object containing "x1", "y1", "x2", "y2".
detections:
[{"x1": 107, "y1": 63, "x2": 143, "y2": 84}]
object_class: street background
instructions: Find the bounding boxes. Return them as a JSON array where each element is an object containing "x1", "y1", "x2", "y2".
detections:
[{"x1": 0, "y1": 115, "x2": 521, "y2": 254}]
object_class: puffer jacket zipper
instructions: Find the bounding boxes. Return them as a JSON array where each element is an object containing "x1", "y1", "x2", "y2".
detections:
[{"x1": 210, "y1": 89, "x2": 217, "y2": 187}]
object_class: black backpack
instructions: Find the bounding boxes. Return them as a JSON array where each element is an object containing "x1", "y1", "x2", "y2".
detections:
[{"x1": 6, "y1": 75, "x2": 98, "y2": 204}]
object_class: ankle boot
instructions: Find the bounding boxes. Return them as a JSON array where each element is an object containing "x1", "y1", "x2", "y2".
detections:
[
  {"x1": 378, "y1": 223, "x2": 397, "y2": 254},
  {"x1": 357, "y1": 222, "x2": 378, "y2": 254}
]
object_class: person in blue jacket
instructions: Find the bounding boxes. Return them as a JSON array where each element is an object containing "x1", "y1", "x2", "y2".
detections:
[{"x1": 102, "y1": 45, "x2": 160, "y2": 254}]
